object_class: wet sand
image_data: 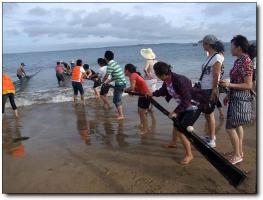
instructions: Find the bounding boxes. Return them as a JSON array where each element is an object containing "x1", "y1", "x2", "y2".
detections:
[{"x1": 2, "y1": 95, "x2": 257, "y2": 193}]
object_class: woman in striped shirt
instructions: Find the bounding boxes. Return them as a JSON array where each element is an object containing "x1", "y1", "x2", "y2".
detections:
[{"x1": 219, "y1": 35, "x2": 254, "y2": 165}]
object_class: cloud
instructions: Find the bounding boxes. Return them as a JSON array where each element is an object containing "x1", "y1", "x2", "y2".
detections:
[
  {"x1": 3, "y1": 3, "x2": 256, "y2": 53},
  {"x1": 202, "y1": 3, "x2": 255, "y2": 18},
  {"x1": 28, "y1": 6, "x2": 48, "y2": 16},
  {"x1": 3, "y1": 3, "x2": 19, "y2": 15},
  {"x1": 4, "y1": 29, "x2": 21, "y2": 36},
  {"x1": 21, "y1": 8, "x2": 201, "y2": 42}
]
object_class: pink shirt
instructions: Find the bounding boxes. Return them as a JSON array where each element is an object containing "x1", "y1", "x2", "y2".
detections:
[{"x1": 56, "y1": 65, "x2": 64, "y2": 74}]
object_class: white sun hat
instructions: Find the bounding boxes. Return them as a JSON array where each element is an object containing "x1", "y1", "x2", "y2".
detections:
[{"x1": 140, "y1": 48, "x2": 156, "y2": 60}]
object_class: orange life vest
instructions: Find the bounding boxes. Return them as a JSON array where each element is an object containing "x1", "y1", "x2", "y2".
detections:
[
  {"x1": 71, "y1": 66, "x2": 82, "y2": 82},
  {"x1": 3, "y1": 74, "x2": 15, "y2": 95}
]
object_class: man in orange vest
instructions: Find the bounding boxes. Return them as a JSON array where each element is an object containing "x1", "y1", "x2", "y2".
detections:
[
  {"x1": 3, "y1": 73, "x2": 18, "y2": 117},
  {"x1": 71, "y1": 59, "x2": 89, "y2": 105}
]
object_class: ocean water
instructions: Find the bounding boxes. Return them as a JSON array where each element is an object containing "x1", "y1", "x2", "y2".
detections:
[{"x1": 3, "y1": 43, "x2": 235, "y2": 107}]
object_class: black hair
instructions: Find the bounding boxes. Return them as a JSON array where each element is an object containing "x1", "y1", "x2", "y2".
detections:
[
  {"x1": 248, "y1": 43, "x2": 257, "y2": 60},
  {"x1": 83, "y1": 64, "x2": 89, "y2": 70},
  {"x1": 76, "y1": 59, "x2": 82, "y2": 66},
  {"x1": 211, "y1": 41, "x2": 225, "y2": 53},
  {"x1": 153, "y1": 61, "x2": 172, "y2": 76},
  {"x1": 57, "y1": 61, "x2": 60, "y2": 65},
  {"x1": 104, "y1": 50, "x2": 114, "y2": 61},
  {"x1": 125, "y1": 64, "x2": 142, "y2": 77},
  {"x1": 231, "y1": 35, "x2": 250, "y2": 54},
  {"x1": 97, "y1": 58, "x2": 107, "y2": 66}
]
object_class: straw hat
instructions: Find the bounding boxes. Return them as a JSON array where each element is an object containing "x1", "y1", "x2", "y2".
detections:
[{"x1": 140, "y1": 48, "x2": 156, "y2": 60}]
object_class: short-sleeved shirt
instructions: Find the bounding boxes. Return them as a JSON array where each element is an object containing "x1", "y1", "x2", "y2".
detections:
[
  {"x1": 56, "y1": 65, "x2": 64, "y2": 74},
  {"x1": 130, "y1": 73, "x2": 150, "y2": 94},
  {"x1": 201, "y1": 53, "x2": 224, "y2": 89},
  {"x1": 98, "y1": 65, "x2": 111, "y2": 80},
  {"x1": 106, "y1": 60, "x2": 126, "y2": 86},
  {"x1": 230, "y1": 54, "x2": 253, "y2": 84}
]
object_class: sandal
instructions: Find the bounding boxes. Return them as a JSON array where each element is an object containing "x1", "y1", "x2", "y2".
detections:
[
  {"x1": 229, "y1": 156, "x2": 243, "y2": 165},
  {"x1": 223, "y1": 152, "x2": 244, "y2": 158}
]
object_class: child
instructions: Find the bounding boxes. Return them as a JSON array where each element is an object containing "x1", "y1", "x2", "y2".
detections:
[
  {"x1": 82, "y1": 64, "x2": 101, "y2": 100},
  {"x1": 124, "y1": 64, "x2": 151, "y2": 134},
  {"x1": 149, "y1": 61, "x2": 203, "y2": 164},
  {"x1": 97, "y1": 58, "x2": 111, "y2": 109},
  {"x1": 71, "y1": 59, "x2": 88, "y2": 105}
]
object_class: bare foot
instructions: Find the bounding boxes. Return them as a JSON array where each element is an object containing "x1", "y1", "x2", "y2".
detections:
[
  {"x1": 115, "y1": 116, "x2": 125, "y2": 120},
  {"x1": 180, "y1": 155, "x2": 193, "y2": 165},
  {"x1": 163, "y1": 143, "x2": 177, "y2": 148},
  {"x1": 139, "y1": 129, "x2": 148, "y2": 135}
]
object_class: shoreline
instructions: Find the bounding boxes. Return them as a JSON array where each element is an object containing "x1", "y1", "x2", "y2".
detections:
[{"x1": 2, "y1": 95, "x2": 257, "y2": 193}]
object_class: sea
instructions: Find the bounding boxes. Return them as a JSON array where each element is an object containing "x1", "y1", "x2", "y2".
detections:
[{"x1": 3, "y1": 43, "x2": 235, "y2": 107}]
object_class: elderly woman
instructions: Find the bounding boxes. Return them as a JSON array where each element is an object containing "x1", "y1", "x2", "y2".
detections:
[
  {"x1": 199, "y1": 34, "x2": 225, "y2": 148},
  {"x1": 219, "y1": 35, "x2": 254, "y2": 165}
]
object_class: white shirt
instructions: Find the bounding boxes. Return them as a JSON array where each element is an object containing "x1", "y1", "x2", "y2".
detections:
[
  {"x1": 98, "y1": 65, "x2": 111, "y2": 80},
  {"x1": 201, "y1": 54, "x2": 224, "y2": 90}
]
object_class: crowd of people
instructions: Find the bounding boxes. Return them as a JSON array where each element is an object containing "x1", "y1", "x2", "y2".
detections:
[{"x1": 3, "y1": 34, "x2": 257, "y2": 166}]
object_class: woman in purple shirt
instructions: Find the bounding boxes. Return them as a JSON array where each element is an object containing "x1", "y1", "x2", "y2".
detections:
[{"x1": 148, "y1": 61, "x2": 206, "y2": 164}]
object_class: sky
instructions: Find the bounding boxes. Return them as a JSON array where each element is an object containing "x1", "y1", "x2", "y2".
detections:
[{"x1": 2, "y1": 2, "x2": 257, "y2": 53}]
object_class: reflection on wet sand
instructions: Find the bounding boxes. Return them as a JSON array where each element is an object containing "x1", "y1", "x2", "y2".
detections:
[
  {"x1": 3, "y1": 117, "x2": 29, "y2": 158},
  {"x1": 116, "y1": 121, "x2": 129, "y2": 147},
  {"x1": 73, "y1": 105, "x2": 90, "y2": 145}
]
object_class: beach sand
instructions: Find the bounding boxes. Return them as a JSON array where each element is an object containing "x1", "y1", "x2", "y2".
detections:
[{"x1": 2, "y1": 95, "x2": 257, "y2": 193}]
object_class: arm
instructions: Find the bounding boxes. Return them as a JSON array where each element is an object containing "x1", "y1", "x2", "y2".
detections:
[
  {"x1": 221, "y1": 76, "x2": 252, "y2": 90},
  {"x1": 124, "y1": 80, "x2": 136, "y2": 92},
  {"x1": 152, "y1": 83, "x2": 167, "y2": 97},
  {"x1": 144, "y1": 63, "x2": 150, "y2": 78},
  {"x1": 102, "y1": 74, "x2": 110, "y2": 83},
  {"x1": 103, "y1": 65, "x2": 112, "y2": 83},
  {"x1": 86, "y1": 69, "x2": 93, "y2": 79},
  {"x1": 210, "y1": 61, "x2": 222, "y2": 101}
]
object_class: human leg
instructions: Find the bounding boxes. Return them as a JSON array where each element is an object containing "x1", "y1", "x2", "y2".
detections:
[
  {"x1": 178, "y1": 132, "x2": 193, "y2": 164},
  {"x1": 226, "y1": 128, "x2": 242, "y2": 164},
  {"x1": 163, "y1": 127, "x2": 177, "y2": 148},
  {"x1": 113, "y1": 85, "x2": 125, "y2": 119},
  {"x1": 138, "y1": 107, "x2": 148, "y2": 133},
  {"x1": 8, "y1": 93, "x2": 18, "y2": 117},
  {"x1": 216, "y1": 99, "x2": 224, "y2": 119},
  {"x1": 236, "y1": 126, "x2": 244, "y2": 158},
  {"x1": 2, "y1": 94, "x2": 8, "y2": 114},
  {"x1": 205, "y1": 112, "x2": 216, "y2": 147}
]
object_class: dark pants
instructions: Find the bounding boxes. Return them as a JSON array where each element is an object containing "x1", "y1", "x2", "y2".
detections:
[
  {"x1": 2, "y1": 93, "x2": 17, "y2": 113},
  {"x1": 72, "y1": 81, "x2": 84, "y2": 96},
  {"x1": 174, "y1": 109, "x2": 201, "y2": 133}
]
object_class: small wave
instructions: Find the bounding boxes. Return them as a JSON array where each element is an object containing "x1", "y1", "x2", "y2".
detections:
[{"x1": 8, "y1": 85, "x2": 130, "y2": 107}]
